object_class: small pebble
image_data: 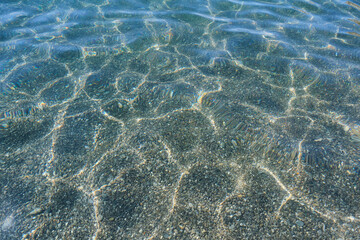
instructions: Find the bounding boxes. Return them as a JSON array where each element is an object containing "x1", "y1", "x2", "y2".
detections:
[{"x1": 295, "y1": 220, "x2": 304, "y2": 227}]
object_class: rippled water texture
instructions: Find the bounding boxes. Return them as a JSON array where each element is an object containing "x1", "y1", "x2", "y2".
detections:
[{"x1": 1, "y1": 0, "x2": 360, "y2": 239}]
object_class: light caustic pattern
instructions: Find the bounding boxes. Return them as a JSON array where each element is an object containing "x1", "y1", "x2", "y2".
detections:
[{"x1": 0, "y1": 0, "x2": 360, "y2": 239}]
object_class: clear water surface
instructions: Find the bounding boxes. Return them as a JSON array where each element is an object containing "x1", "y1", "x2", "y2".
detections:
[{"x1": 0, "y1": 0, "x2": 360, "y2": 239}]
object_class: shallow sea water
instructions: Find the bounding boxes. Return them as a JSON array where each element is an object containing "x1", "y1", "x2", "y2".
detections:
[{"x1": 0, "y1": 0, "x2": 360, "y2": 239}]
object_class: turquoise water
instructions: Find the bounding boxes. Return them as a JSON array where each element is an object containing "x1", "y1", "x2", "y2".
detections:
[{"x1": 1, "y1": 0, "x2": 360, "y2": 239}]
